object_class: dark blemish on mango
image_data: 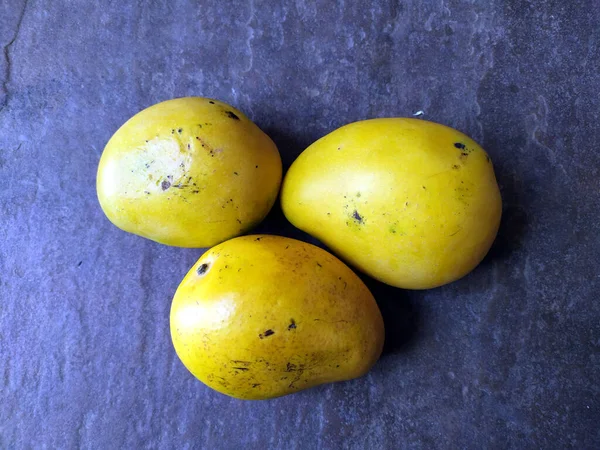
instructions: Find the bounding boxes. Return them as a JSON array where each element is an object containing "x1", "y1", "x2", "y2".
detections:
[
  {"x1": 161, "y1": 180, "x2": 171, "y2": 190},
  {"x1": 286, "y1": 362, "x2": 297, "y2": 372},
  {"x1": 452, "y1": 165, "x2": 460, "y2": 169},
  {"x1": 422, "y1": 186, "x2": 426, "y2": 190},
  {"x1": 285, "y1": 245, "x2": 289, "y2": 249},
  {"x1": 209, "y1": 101, "x2": 215, "y2": 104},
  {"x1": 178, "y1": 128, "x2": 183, "y2": 133},
  {"x1": 454, "y1": 142, "x2": 466, "y2": 149},
  {"x1": 144, "y1": 191, "x2": 150, "y2": 195},
  {"x1": 255, "y1": 165, "x2": 259, "y2": 168},
  {"x1": 234, "y1": 172, "x2": 239, "y2": 175},
  {"x1": 327, "y1": 212, "x2": 331, "y2": 215},
  {"x1": 232, "y1": 360, "x2": 251, "y2": 366},
  {"x1": 192, "y1": 190, "x2": 199, "y2": 194},
  {"x1": 187, "y1": 144, "x2": 191, "y2": 150},
  {"x1": 251, "y1": 383, "x2": 261, "y2": 388},
  {"x1": 316, "y1": 262, "x2": 322, "y2": 268},
  {"x1": 259, "y1": 329, "x2": 274, "y2": 339},
  {"x1": 461, "y1": 152, "x2": 469, "y2": 157},
  {"x1": 171, "y1": 129, "x2": 175, "y2": 134},
  {"x1": 197, "y1": 263, "x2": 210, "y2": 275},
  {"x1": 255, "y1": 237, "x2": 262, "y2": 241},
  {"x1": 236, "y1": 219, "x2": 242, "y2": 224},
  {"x1": 352, "y1": 210, "x2": 363, "y2": 223},
  {"x1": 232, "y1": 366, "x2": 249, "y2": 371},
  {"x1": 225, "y1": 111, "x2": 240, "y2": 120},
  {"x1": 288, "y1": 319, "x2": 296, "y2": 330}
]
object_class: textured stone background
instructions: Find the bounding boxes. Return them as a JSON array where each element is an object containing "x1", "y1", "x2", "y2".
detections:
[{"x1": 1, "y1": 0, "x2": 599, "y2": 448}]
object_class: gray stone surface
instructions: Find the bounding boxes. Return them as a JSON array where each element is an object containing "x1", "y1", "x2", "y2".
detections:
[{"x1": 1, "y1": 0, "x2": 599, "y2": 448}]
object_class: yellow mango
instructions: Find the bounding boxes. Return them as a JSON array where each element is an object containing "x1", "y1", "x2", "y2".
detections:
[
  {"x1": 281, "y1": 118, "x2": 502, "y2": 289},
  {"x1": 170, "y1": 235, "x2": 384, "y2": 400},
  {"x1": 97, "y1": 97, "x2": 281, "y2": 247}
]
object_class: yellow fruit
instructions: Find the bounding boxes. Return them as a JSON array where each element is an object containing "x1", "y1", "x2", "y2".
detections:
[
  {"x1": 281, "y1": 118, "x2": 502, "y2": 290},
  {"x1": 97, "y1": 97, "x2": 282, "y2": 247},
  {"x1": 170, "y1": 235, "x2": 384, "y2": 400}
]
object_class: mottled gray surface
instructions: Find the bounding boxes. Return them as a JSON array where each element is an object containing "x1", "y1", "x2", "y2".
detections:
[{"x1": 1, "y1": 0, "x2": 599, "y2": 448}]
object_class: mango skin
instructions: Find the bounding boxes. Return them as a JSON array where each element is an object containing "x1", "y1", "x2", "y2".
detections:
[
  {"x1": 170, "y1": 235, "x2": 384, "y2": 400},
  {"x1": 281, "y1": 118, "x2": 502, "y2": 290},
  {"x1": 97, "y1": 97, "x2": 282, "y2": 247}
]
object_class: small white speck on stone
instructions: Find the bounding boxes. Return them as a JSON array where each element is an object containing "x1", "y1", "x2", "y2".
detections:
[{"x1": 413, "y1": 110, "x2": 425, "y2": 117}]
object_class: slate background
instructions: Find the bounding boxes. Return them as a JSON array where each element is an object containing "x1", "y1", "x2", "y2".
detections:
[{"x1": 1, "y1": 0, "x2": 599, "y2": 448}]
